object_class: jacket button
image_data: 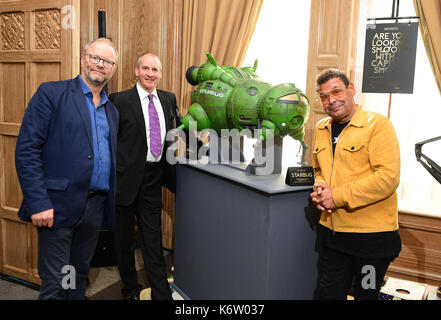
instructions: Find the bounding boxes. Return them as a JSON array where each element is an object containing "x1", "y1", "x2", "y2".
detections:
[{"x1": 88, "y1": 155, "x2": 93, "y2": 160}]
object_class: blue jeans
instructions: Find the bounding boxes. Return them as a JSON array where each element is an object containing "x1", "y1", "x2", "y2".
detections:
[{"x1": 37, "y1": 194, "x2": 105, "y2": 300}]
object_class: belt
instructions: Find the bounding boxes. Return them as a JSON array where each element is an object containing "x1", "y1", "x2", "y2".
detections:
[
  {"x1": 87, "y1": 190, "x2": 108, "y2": 199},
  {"x1": 146, "y1": 161, "x2": 161, "y2": 167}
]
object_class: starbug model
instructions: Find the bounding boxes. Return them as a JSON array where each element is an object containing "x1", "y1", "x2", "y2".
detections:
[{"x1": 178, "y1": 52, "x2": 310, "y2": 164}]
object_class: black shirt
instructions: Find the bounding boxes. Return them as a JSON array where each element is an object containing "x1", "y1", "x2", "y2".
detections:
[
  {"x1": 331, "y1": 121, "x2": 349, "y2": 155},
  {"x1": 318, "y1": 224, "x2": 402, "y2": 259}
]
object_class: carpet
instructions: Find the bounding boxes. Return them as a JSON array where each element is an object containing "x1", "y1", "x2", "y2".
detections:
[{"x1": 87, "y1": 252, "x2": 179, "y2": 300}]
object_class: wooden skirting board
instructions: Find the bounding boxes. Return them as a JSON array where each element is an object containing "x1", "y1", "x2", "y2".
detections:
[{"x1": 388, "y1": 211, "x2": 441, "y2": 287}]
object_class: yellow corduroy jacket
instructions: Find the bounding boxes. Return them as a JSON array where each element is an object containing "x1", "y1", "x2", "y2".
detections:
[{"x1": 312, "y1": 105, "x2": 400, "y2": 233}]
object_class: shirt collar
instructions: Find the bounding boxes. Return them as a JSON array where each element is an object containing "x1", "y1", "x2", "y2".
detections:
[
  {"x1": 136, "y1": 82, "x2": 158, "y2": 101},
  {"x1": 78, "y1": 76, "x2": 108, "y2": 106}
]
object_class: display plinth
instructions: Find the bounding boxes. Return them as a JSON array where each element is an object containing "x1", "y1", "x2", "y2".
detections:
[{"x1": 172, "y1": 162, "x2": 319, "y2": 299}]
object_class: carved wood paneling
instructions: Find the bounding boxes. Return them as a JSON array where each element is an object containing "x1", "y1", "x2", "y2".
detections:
[
  {"x1": 0, "y1": 0, "x2": 79, "y2": 284},
  {"x1": 0, "y1": 11, "x2": 25, "y2": 50},
  {"x1": 34, "y1": 9, "x2": 61, "y2": 49}
]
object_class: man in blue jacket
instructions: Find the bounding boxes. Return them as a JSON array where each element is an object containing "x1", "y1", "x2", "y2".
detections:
[{"x1": 15, "y1": 38, "x2": 119, "y2": 300}]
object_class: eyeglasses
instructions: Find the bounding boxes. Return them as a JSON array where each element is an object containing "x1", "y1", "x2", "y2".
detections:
[
  {"x1": 319, "y1": 88, "x2": 345, "y2": 104},
  {"x1": 84, "y1": 54, "x2": 116, "y2": 69}
]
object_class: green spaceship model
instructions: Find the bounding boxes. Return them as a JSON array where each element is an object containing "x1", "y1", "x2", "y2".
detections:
[{"x1": 178, "y1": 52, "x2": 310, "y2": 164}]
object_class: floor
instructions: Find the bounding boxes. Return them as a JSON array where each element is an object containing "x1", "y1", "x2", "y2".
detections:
[
  {"x1": 0, "y1": 277, "x2": 39, "y2": 300},
  {"x1": 0, "y1": 249, "x2": 439, "y2": 300},
  {"x1": 0, "y1": 248, "x2": 182, "y2": 300}
]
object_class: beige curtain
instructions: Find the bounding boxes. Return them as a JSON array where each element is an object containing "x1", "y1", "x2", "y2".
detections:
[
  {"x1": 413, "y1": 0, "x2": 441, "y2": 96},
  {"x1": 180, "y1": 0, "x2": 264, "y2": 114}
]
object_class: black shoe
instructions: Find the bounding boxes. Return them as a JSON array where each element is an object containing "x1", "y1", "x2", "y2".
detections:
[{"x1": 124, "y1": 293, "x2": 140, "y2": 300}]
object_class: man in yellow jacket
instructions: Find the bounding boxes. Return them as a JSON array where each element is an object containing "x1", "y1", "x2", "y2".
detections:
[{"x1": 310, "y1": 68, "x2": 401, "y2": 300}]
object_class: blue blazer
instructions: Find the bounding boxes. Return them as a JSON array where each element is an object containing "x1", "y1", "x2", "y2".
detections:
[{"x1": 15, "y1": 76, "x2": 118, "y2": 230}]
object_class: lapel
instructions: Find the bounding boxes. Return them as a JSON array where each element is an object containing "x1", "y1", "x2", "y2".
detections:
[
  {"x1": 128, "y1": 86, "x2": 148, "y2": 145},
  {"x1": 105, "y1": 102, "x2": 117, "y2": 152},
  {"x1": 71, "y1": 76, "x2": 93, "y2": 149}
]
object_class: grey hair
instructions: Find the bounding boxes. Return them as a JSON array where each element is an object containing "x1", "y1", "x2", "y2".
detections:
[
  {"x1": 83, "y1": 38, "x2": 119, "y2": 63},
  {"x1": 136, "y1": 53, "x2": 162, "y2": 70}
]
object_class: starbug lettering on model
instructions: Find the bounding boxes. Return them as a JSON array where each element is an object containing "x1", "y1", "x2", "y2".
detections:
[{"x1": 179, "y1": 52, "x2": 310, "y2": 147}]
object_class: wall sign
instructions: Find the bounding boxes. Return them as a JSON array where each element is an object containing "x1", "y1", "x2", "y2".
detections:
[{"x1": 362, "y1": 22, "x2": 418, "y2": 93}]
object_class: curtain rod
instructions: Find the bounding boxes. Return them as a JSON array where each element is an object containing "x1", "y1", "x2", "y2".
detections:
[{"x1": 367, "y1": 16, "x2": 420, "y2": 21}]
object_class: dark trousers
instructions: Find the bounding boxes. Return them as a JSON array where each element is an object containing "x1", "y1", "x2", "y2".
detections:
[
  {"x1": 114, "y1": 164, "x2": 172, "y2": 300},
  {"x1": 37, "y1": 194, "x2": 105, "y2": 300},
  {"x1": 315, "y1": 246, "x2": 394, "y2": 300}
]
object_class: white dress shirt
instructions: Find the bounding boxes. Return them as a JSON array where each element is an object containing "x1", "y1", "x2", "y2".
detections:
[{"x1": 136, "y1": 83, "x2": 166, "y2": 162}]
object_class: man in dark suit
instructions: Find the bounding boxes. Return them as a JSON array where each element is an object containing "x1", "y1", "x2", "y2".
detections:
[
  {"x1": 109, "y1": 53, "x2": 180, "y2": 300},
  {"x1": 15, "y1": 38, "x2": 119, "y2": 300}
]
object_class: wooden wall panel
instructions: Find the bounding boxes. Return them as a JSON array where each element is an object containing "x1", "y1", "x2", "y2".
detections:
[
  {"x1": 29, "y1": 225, "x2": 39, "y2": 279},
  {"x1": 1, "y1": 62, "x2": 26, "y2": 123},
  {"x1": 317, "y1": 1, "x2": 340, "y2": 56},
  {"x1": 118, "y1": 0, "x2": 182, "y2": 249},
  {"x1": 79, "y1": 0, "x2": 120, "y2": 93},
  {"x1": 79, "y1": 0, "x2": 182, "y2": 104},
  {"x1": 161, "y1": 188, "x2": 175, "y2": 250},
  {"x1": 163, "y1": 0, "x2": 183, "y2": 98},
  {"x1": 120, "y1": 0, "x2": 154, "y2": 89},
  {"x1": 2, "y1": 136, "x2": 21, "y2": 209},
  {"x1": 387, "y1": 212, "x2": 441, "y2": 286},
  {"x1": 1, "y1": 218, "x2": 29, "y2": 276},
  {"x1": 28, "y1": 225, "x2": 41, "y2": 278},
  {"x1": 304, "y1": 0, "x2": 359, "y2": 164},
  {"x1": 118, "y1": 0, "x2": 182, "y2": 93},
  {"x1": 31, "y1": 62, "x2": 61, "y2": 93},
  {"x1": 79, "y1": 0, "x2": 183, "y2": 249},
  {"x1": 0, "y1": 0, "x2": 79, "y2": 284}
]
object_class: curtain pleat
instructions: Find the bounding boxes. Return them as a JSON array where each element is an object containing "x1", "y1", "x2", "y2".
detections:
[
  {"x1": 413, "y1": 0, "x2": 441, "y2": 96},
  {"x1": 180, "y1": 0, "x2": 264, "y2": 114}
]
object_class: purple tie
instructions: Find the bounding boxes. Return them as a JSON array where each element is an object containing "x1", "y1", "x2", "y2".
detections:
[{"x1": 148, "y1": 94, "x2": 162, "y2": 158}]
